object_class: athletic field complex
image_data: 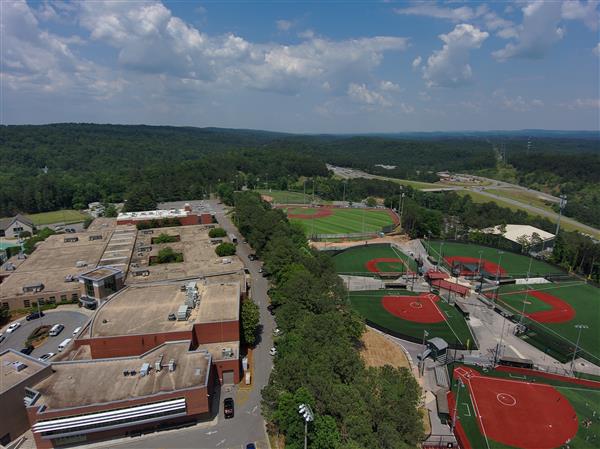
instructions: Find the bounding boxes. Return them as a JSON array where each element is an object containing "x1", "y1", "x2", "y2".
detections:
[
  {"x1": 283, "y1": 206, "x2": 398, "y2": 236},
  {"x1": 449, "y1": 364, "x2": 600, "y2": 449},
  {"x1": 423, "y1": 240, "x2": 562, "y2": 278},
  {"x1": 349, "y1": 290, "x2": 476, "y2": 349},
  {"x1": 495, "y1": 281, "x2": 600, "y2": 364},
  {"x1": 333, "y1": 243, "x2": 418, "y2": 276}
]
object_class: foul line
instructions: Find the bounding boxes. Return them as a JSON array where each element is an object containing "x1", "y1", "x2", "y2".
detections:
[{"x1": 463, "y1": 376, "x2": 492, "y2": 449}]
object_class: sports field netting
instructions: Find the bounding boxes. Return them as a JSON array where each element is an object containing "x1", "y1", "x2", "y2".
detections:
[
  {"x1": 449, "y1": 364, "x2": 600, "y2": 449},
  {"x1": 495, "y1": 282, "x2": 600, "y2": 364},
  {"x1": 285, "y1": 207, "x2": 396, "y2": 236},
  {"x1": 333, "y1": 244, "x2": 418, "y2": 276},
  {"x1": 423, "y1": 240, "x2": 563, "y2": 278},
  {"x1": 349, "y1": 290, "x2": 476, "y2": 349}
]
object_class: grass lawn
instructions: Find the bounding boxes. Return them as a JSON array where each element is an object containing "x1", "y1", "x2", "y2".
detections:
[
  {"x1": 25, "y1": 209, "x2": 88, "y2": 226},
  {"x1": 450, "y1": 364, "x2": 600, "y2": 449},
  {"x1": 496, "y1": 282, "x2": 600, "y2": 364},
  {"x1": 257, "y1": 189, "x2": 323, "y2": 204},
  {"x1": 333, "y1": 244, "x2": 417, "y2": 275},
  {"x1": 286, "y1": 207, "x2": 396, "y2": 235},
  {"x1": 349, "y1": 290, "x2": 475, "y2": 349},
  {"x1": 423, "y1": 240, "x2": 562, "y2": 278},
  {"x1": 486, "y1": 188, "x2": 556, "y2": 213}
]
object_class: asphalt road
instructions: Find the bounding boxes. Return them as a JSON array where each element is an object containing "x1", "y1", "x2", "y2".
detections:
[
  {"x1": 100, "y1": 200, "x2": 275, "y2": 449},
  {"x1": 0, "y1": 309, "x2": 89, "y2": 359}
]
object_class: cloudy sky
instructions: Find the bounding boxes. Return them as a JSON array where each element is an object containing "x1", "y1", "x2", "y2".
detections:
[{"x1": 1, "y1": 0, "x2": 599, "y2": 132}]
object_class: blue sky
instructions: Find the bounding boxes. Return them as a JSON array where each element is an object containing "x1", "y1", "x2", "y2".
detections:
[{"x1": 1, "y1": 0, "x2": 599, "y2": 132}]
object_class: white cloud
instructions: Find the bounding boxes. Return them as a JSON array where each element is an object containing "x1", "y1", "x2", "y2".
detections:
[
  {"x1": 347, "y1": 83, "x2": 391, "y2": 107},
  {"x1": 594, "y1": 42, "x2": 600, "y2": 56},
  {"x1": 565, "y1": 98, "x2": 600, "y2": 109},
  {"x1": 394, "y1": 3, "x2": 478, "y2": 22},
  {"x1": 494, "y1": 90, "x2": 545, "y2": 111},
  {"x1": 412, "y1": 55, "x2": 422, "y2": 68},
  {"x1": 422, "y1": 24, "x2": 489, "y2": 88},
  {"x1": 561, "y1": 0, "x2": 600, "y2": 31},
  {"x1": 276, "y1": 19, "x2": 293, "y2": 31},
  {"x1": 379, "y1": 80, "x2": 402, "y2": 92},
  {"x1": 493, "y1": 2, "x2": 565, "y2": 61}
]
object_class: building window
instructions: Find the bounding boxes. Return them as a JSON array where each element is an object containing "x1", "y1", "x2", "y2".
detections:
[
  {"x1": 61, "y1": 294, "x2": 67, "y2": 301},
  {"x1": 48, "y1": 296, "x2": 56, "y2": 304},
  {"x1": 38, "y1": 299, "x2": 45, "y2": 306},
  {"x1": 85, "y1": 281, "x2": 95, "y2": 298},
  {"x1": 24, "y1": 300, "x2": 31, "y2": 308},
  {"x1": 104, "y1": 276, "x2": 117, "y2": 294},
  {"x1": 1, "y1": 302, "x2": 8, "y2": 310},
  {"x1": 71, "y1": 293, "x2": 78, "y2": 301}
]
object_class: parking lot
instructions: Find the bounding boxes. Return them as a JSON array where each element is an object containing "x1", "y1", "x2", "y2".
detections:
[{"x1": 0, "y1": 309, "x2": 90, "y2": 360}]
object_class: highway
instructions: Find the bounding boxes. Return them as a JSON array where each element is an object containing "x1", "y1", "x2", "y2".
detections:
[{"x1": 328, "y1": 164, "x2": 600, "y2": 238}]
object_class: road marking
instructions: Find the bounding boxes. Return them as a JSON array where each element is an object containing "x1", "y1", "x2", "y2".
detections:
[
  {"x1": 216, "y1": 439, "x2": 226, "y2": 446},
  {"x1": 206, "y1": 430, "x2": 218, "y2": 435},
  {"x1": 252, "y1": 405, "x2": 258, "y2": 413},
  {"x1": 508, "y1": 344, "x2": 525, "y2": 359}
]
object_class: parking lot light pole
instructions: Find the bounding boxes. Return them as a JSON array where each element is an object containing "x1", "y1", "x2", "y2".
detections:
[
  {"x1": 571, "y1": 324, "x2": 589, "y2": 374},
  {"x1": 298, "y1": 404, "x2": 314, "y2": 449}
]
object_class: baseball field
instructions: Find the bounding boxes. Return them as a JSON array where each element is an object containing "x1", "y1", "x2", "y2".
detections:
[
  {"x1": 348, "y1": 290, "x2": 476, "y2": 349},
  {"x1": 333, "y1": 243, "x2": 418, "y2": 275},
  {"x1": 284, "y1": 206, "x2": 397, "y2": 236},
  {"x1": 494, "y1": 281, "x2": 600, "y2": 364},
  {"x1": 449, "y1": 364, "x2": 600, "y2": 449},
  {"x1": 423, "y1": 240, "x2": 562, "y2": 278}
]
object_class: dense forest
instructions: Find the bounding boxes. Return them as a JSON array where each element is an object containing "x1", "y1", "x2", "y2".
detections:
[{"x1": 233, "y1": 192, "x2": 423, "y2": 449}]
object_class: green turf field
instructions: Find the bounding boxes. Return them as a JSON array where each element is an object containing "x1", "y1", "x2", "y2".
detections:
[
  {"x1": 450, "y1": 365, "x2": 600, "y2": 449},
  {"x1": 257, "y1": 189, "x2": 322, "y2": 204},
  {"x1": 24, "y1": 209, "x2": 89, "y2": 226},
  {"x1": 423, "y1": 240, "x2": 562, "y2": 278},
  {"x1": 496, "y1": 282, "x2": 600, "y2": 364},
  {"x1": 333, "y1": 244, "x2": 417, "y2": 275},
  {"x1": 286, "y1": 207, "x2": 396, "y2": 235},
  {"x1": 349, "y1": 290, "x2": 475, "y2": 349}
]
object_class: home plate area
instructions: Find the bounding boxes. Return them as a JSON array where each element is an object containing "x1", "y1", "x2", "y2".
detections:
[{"x1": 381, "y1": 293, "x2": 445, "y2": 324}]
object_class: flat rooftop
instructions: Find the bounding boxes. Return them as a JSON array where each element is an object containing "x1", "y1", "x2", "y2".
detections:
[
  {"x1": 90, "y1": 281, "x2": 239, "y2": 337},
  {"x1": 126, "y1": 225, "x2": 244, "y2": 284},
  {"x1": 117, "y1": 209, "x2": 192, "y2": 221},
  {"x1": 1, "y1": 350, "x2": 49, "y2": 393},
  {"x1": 31, "y1": 341, "x2": 210, "y2": 410},
  {"x1": 79, "y1": 266, "x2": 122, "y2": 281},
  {"x1": 0, "y1": 232, "x2": 110, "y2": 298},
  {"x1": 484, "y1": 224, "x2": 555, "y2": 244}
]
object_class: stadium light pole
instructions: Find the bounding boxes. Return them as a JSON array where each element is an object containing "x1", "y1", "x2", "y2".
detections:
[
  {"x1": 555, "y1": 194, "x2": 567, "y2": 237},
  {"x1": 477, "y1": 250, "x2": 483, "y2": 275},
  {"x1": 437, "y1": 242, "x2": 444, "y2": 272},
  {"x1": 451, "y1": 379, "x2": 464, "y2": 432},
  {"x1": 298, "y1": 403, "x2": 314, "y2": 449},
  {"x1": 494, "y1": 251, "x2": 504, "y2": 304},
  {"x1": 571, "y1": 324, "x2": 589, "y2": 374},
  {"x1": 519, "y1": 257, "x2": 534, "y2": 327}
]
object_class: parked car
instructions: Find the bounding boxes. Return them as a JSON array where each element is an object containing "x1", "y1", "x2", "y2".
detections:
[
  {"x1": 167, "y1": 313, "x2": 177, "y2": 321},
  {"x1": 49, "y1": 324, "x2": 65, "y2": 337},
  {"x1": 273, "y1": 328, "x2": 282, "y2": 337},
  {"x1": 72, "y1": 327, "x2": 82, "y2": 336},
  {"x1": 269, "y1": 347, "x2": 277, "y2": 356},
  {"x1": 6, "y1": 322, "x2": 21, "y2": 333},
  {"x1": 267, "y1": 304, "x2": 276, "y2": 315},
  {"x1": 248, "y1": 254, "x2": 257, "y2": 261},
  {"x1": 38, "y1": 352, "x2": 55, "y2": 361},
  {"x1": 246, "y1": 444, "x2": 256, "y2": 449},
  {"x1": 0, "y1": 333, "x2": 5, "y2": 343},
  {"x1": 20, "y1": 346, "x2": 34, "y2": 355},
  {"x1": 26, "y1": 311, "x2": 45, "y2": 321},
  {"x1": 65, "y1": 227, "x2": 76, "y2": 233},
  {"x1": 223, "y1": 398, "x2": 235, "y2": 419}
]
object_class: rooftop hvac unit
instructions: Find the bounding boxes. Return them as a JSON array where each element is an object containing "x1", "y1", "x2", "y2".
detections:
[
  {"x1": 13, "y1": 362, "x2": 27, "y2": 372},
  {"x1": 155, "y1": 355, "x2": 164, "y2": 373},
  {"x1": 140, "y1": 363, "x2": 150, "y2": 377},
  {"x1": 221, "y1": 348, "x2": 234, "y2": 358},
  {"x1": 168, "y1": 359, "x2": 176, "y2": 372},
  {"x1": 180, "y1": 284, "x2": 187, "y2": 292},
  {"x1": 177, "y1": 304, "x2": 190, "y2": 321},
  {"x1": 75, "y1": 260, "x2": 87, "y2": 268}
]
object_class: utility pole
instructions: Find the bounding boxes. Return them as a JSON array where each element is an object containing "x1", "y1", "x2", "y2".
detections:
[
  {"x1": 571, "y1": 324, "x2": 589, "y2": 374},
  {"x1": 555, "y1": 194, "x2": 567, "y2": 236},
  {"x1": 298, "y1": 404, "x2": 314, "y2": 449},
  {"x1": 399, "y1": 192, "x2": 405, "y2": 231}
]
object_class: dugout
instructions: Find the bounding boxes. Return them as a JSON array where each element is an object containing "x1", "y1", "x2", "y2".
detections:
[
  {"x1": 435, "y1": 390, "x2": 450, "y2": 425},
  {"x1": 427, "y1": 337, "x2": 448, "y2": 361},
  {"x1": 498, "y1": 356, "x2": 534, "y2": 369}
]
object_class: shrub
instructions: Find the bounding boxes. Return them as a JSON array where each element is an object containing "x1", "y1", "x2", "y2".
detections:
[
  {"x1": 208, "y1": 227, "x2": 227, "y2": 238},
  {"x1": 156, "y1": 247, "x2": 184, "y2": 264},
  {"x1": 215, "y1": 242, "x2": 236, "y2": 257},
  {"x1": 153, "y1": 233, "x2": 178, "y2": 244}
]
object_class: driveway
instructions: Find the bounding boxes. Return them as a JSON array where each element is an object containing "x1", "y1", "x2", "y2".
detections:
[
  {"x1": 95, "y1": 200, "x2": 275, "y2": 449},
  {"x1": 0, "y1": 309, "x2": 90, "y2": 359}
]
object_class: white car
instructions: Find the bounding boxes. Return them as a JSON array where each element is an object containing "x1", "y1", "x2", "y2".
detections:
[
  {"x1": 72, "y1": 327, "x2": 82, "y2": 336},
  {"x1": 269, "y1": 347, "x2": 277, "y2": 356},
  {"x1": 6, "y1": 322, "x2": 21, "y2": 333},
  {"x1": 38, "y1": 352, "x2": 55, "y2": 361},
  {"x1": 273, "y1": 328, "x2": 282, "y2": 337}
]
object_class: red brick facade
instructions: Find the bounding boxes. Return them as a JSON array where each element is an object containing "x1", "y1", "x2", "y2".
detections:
[{"x1": 193, "y1": 321, "x2": 239, "y2": 345}]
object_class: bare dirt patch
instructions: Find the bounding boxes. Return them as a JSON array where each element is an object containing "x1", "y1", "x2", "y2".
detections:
[{"x1": 360, "y1": 327, "x2": 410, "y2": 369}]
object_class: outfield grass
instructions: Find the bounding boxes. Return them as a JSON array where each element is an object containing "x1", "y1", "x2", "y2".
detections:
[
  {"x1": 287, "y1": 207, "x2": 395, "y2": 235},
  {"x1": 25, "y1": 209, "x2": 88, "y2": 226},
  {"x1": 497, "y1": 282, "x2": 600, "y2": 364},
  {"x1": 423, "y1": 240, "x2": 562, "y2": 278},
  {"x1": 349, "y1": 290, "x2": 475, "y2": 349},
  {"x1": 333, "y1": 244, "x2": 417, "y2": 275},
  {"x1": 451, "y1": 365, "x2": 600, "y2": 449},
  {"x1": 257, "y1": 189, "x2": 323, "y2": 204}
]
